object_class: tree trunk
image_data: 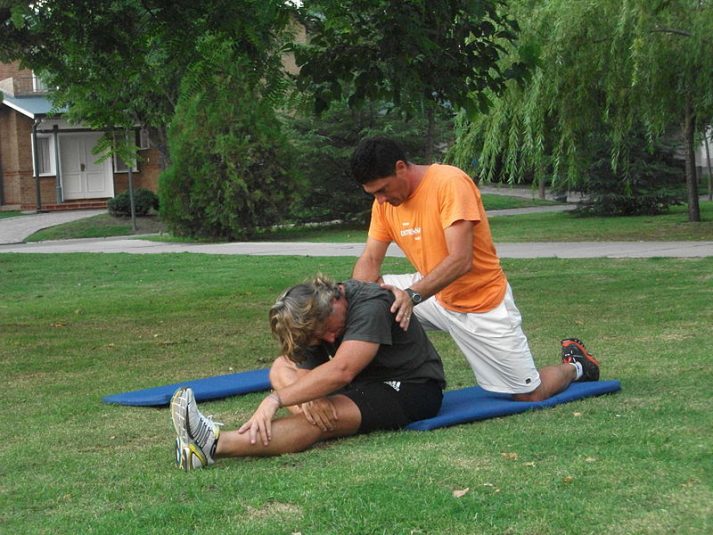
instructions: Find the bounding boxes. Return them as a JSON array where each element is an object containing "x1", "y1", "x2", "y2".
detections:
[
  {"x1": 151, "y1": 125, "x2": 171, "y2": 170},
  {"x1": 425, "y1": 105, "x2": 434, "y2": 162},
  {"x1": 704, "y1": 125, "x2": 712, "y2": 201},
  {"x1": 538, "y1": 176, "x2": 546, "y2": 199},
  {"x1": 683, "y1": 98, "x2": 700, "y2": 222}
]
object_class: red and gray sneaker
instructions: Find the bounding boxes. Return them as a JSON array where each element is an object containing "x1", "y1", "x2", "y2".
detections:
[{"x1": 561, "y1": 338, "x2": 600, "y2": 381}]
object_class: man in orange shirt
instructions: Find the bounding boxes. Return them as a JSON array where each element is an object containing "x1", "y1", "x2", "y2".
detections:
[{"x1": 350, "y1": 136, "x2": 600, "y2": 401}]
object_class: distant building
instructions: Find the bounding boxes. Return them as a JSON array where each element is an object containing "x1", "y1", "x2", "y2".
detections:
[{"x1": 1, "y1": 61, "x2": 161, "y2": 212}]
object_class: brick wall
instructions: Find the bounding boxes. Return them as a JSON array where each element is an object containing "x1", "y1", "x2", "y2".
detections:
[
  {"x1": 0, "y1": 108, "x2": 80, "y2": 209},
  {"x1": 2, "y1": 62, "x2": 38, "y2": 207},
  {"x1": 112, "y1": 146, "x2": 163, "y2": 194},
  {"x1": 14, "y1": 112, "x2": 38, "y2": 208},
  {"x1": 22, "y1": 177, "x2": 59, "y2": 209},
  {"x1": 0, "y1": 61, "x2": 28, "y2": 81},
  {"x1": 0, "y1": 105, "x2": 35, "y2": 206}
]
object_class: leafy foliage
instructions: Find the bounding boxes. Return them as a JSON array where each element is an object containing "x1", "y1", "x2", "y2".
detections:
[
  {"x1": 284, "y1": 99, "x2": 455, "y2": 224},
  {"x1": 159, "y1": 37, "x2": 297, "y2": 240},
  {"x1": 107, "y1": 188, "x2": 159, "y2": 217},
  {"x1": 292, "y1": 0, "x2": 527, "y2": 117},
  {"x1": 576, "y1": 132, "x2": 684, "y2": 216},
  {"x1": 447, "y1": 0, "x2": 713, "y2": 221},
  {"x1": 0, "y1": 0, "x2": 293, "y2": 166}
]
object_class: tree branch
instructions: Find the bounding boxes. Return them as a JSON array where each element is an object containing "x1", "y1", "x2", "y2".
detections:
[{"x1": 651, "y1": 26, "x2": 692, "y2": 37}]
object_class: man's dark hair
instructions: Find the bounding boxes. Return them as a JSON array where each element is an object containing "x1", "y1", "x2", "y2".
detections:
[{"x1": 350, "y1": 137, "x2": 408, "y2": 185}]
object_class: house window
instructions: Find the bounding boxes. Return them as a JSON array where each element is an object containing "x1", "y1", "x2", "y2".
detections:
[
  {"x1": 32, "y1": 135, "x2": 56, "y2": 176},
  {"x1": 32, "y1": 72, "x2": 49, "y2": 93},
  {"x1": 113, "y1": 152, "x2": 139, "y2": 173},
  {"x1": 112, "y1": 129, "x2": 140, "y2": 173},
  {"x1": 138, "y1": 127, "x2": 150, "y2": 150}
]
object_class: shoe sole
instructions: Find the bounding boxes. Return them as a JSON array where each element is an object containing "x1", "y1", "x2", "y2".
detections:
[
  {"x1": 175, "y1": 437, "x2": 183, "y2": 466},
  {"x1": 175, "y1": 438, "x2": 207, "y2": 471},
  {"x1": 170, "y1": 388, "x2": 188, "y2": 438},
  {"x1": 171, "y1": 388, "x2": 189, "y2": 470},
  {"x1": 171, "y1": 388, "x2": 207, "y2": 470}
]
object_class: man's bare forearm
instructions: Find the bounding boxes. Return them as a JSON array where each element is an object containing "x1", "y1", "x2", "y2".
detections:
[
  {"x1": 408, "y1": 253, "x2": 471, "y2": 300},
  {"x1": 352, "y1": 253, "x2": 382, "y2": 282}
]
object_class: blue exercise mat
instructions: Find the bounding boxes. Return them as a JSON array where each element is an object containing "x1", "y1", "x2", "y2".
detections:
[
  {"x1": 104, "y1": 367, "x2": 621, "y2": 434},
  {"x1": 406, "y1": 380, "x2": 621, "y2": 431},
  {"x1": 102, "y1": 368, "x2": 272, "y2": 407}
]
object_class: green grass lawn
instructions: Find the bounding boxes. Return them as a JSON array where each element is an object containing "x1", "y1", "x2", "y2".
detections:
[
  {"x1": 20, "y1": 198, "x2": 713, "y2": 244},
  {"x1": 479, "y1": 193, "x2": 559, "y2": 210},
  {"x1": 22, "y1": 194, "x2": 556, "y2": 243},
  {"x1": 25, "y1": 213, "x2": 166, "y2": 242},
  {"x1": 489, "y1": 201, "x2": 713, "y2": 242},
  {"x1": 1, "y1": 253, "x2": 711, "y2": 534},
  {"x1": 254, "y1": 201, "x2": 713, "y2": 243},
  {"x1": 0, "y1": 210, "x2": 22, "y2": 219}
]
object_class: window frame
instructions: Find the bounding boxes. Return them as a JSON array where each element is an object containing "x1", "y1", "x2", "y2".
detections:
[
  {"x1": 138, "y1": 127, "x2": 150, "y2": 150},
  {"x1": 32, "y1": 72, "x2": 49, "y2": 93},
  {"x1": 112, "y1": 130, "x2": 140, "y2": 173},
  {"x1": 31, "y1": 134, "x2": 56, "y2": 176},
  {"x1": 112, "y1": 152, "x2": 139, "y2": 174}
]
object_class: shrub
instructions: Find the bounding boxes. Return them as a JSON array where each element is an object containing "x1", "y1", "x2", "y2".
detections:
[
  {"x1": 576, "y1": 133, "x2": 685, "y2": 216},
  {"x1": 159, "y1": 38, "x2": 298, "y2": 240},
  {"x1": 285, "y1": 100, "x2": 454, "y2": 224},
  {"x1": 107, "y1": 188, "x2": 159, "y2": 217}
]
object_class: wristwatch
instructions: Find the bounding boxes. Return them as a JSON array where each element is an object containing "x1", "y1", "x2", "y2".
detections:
[{"x1": 405, "y1": 288, "x2": 423, "y2": 305}]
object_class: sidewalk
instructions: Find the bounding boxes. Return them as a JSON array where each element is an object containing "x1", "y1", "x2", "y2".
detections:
[
  {"x1": 0, "y1": 209, "x2": 106, "y2": 245},
  {"x1": 478, "y1": 184, "x2": 579, "y2": 202},
  {"x1": 1, "y1": 236, "x2": 712, "y2": 258},
  {"x1": 1, "y1": 206, "x2": 712, "y2": 258},
  {"x1": 0, "y1": 205, "x2": 569, "y2": 245}
]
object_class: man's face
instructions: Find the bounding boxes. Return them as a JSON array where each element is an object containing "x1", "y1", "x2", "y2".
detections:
[
  {"x1": 361, "y1": 161, "x2": 410, "y2": 206},
  {"x1": 311, "y1": 297, "x2": 348, "y2": 345}
]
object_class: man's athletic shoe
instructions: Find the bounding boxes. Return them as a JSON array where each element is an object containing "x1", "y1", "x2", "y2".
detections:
[
  {"x1": 561, "y1": 338, "x2": 600, "y2": 381},
  {"x1": 171, "y1": 387, "x2": 221, "y2": 471}
]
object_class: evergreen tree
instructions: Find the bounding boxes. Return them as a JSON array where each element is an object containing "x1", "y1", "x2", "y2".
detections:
[
  {"x1": 160, "y1": 37, "x2": 297, "y2": 240},
  {"x1": 285, "y1": 99, "x2": 454, "y2": 224}
]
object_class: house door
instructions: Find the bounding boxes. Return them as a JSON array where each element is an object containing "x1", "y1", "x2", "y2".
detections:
[{"x1": 60, "y1": 133, "x2": 114, "y2": 200}]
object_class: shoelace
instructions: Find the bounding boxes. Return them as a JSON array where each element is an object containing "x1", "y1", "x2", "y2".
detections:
[
  {"x1": 206, "y1": 415, "x2": 224, "y2": 428},
  {"x1": 188, "y1": 408, "x2": 223, "y2": 447},
  {"x1": 562, "y1": 343, "x2": 583, "y2": 358}
]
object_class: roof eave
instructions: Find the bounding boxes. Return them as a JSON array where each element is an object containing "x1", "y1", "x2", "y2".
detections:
[{"x1": 1, "y1": 97, "x2": 38, "y2": 119}]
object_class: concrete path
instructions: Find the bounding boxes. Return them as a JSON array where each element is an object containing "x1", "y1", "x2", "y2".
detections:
[
  {"x1": 1, "y1": 236, "x2": 712, "y2": 258},
  {"x1": 0, "y1": 205, "x2": 570, "y2": 245},
  {"x1": 478, "y1": 184, "x2": 582, "y2": 202},
  {"x1": 1, "y1": 205, "x2": 711, "y2": 258},
  {"x1": 0, "y1": 209, "x2": 106, "y2": 244},
  {"x1": 486, "y1": 204, "x2": 575, "y2": 217}
]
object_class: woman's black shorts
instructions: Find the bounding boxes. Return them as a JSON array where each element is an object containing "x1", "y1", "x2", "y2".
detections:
[{"x1": 338, "y1": 380, "x2": 443, "y2": 433}]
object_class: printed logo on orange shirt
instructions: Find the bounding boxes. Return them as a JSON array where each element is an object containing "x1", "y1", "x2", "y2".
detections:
[{"x1": 400, "y1": 227, "x2": 422, "y2": 238}]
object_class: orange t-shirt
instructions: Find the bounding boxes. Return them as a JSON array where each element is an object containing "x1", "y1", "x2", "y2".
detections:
[{"x1": 368, "y1": 164, "x2": 507, "y2": 313}]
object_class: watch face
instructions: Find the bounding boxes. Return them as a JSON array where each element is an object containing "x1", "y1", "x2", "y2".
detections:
[{"x1": 407, "y1": 289, "x2": 422, "y2": 304}]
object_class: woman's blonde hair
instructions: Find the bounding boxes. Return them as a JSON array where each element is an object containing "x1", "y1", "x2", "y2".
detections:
[{"x1": 269, "y1": 274, "x2": 341, "y2": 363}]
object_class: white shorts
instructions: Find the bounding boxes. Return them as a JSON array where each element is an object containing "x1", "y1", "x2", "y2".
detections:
[{"x1": 383, "y1": 273, "x2": 541, "y2": 394}]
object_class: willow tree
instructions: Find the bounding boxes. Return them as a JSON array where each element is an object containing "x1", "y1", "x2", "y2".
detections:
[{"x1": 448, "y1": 0, "x2": 713, "y2": 221}]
